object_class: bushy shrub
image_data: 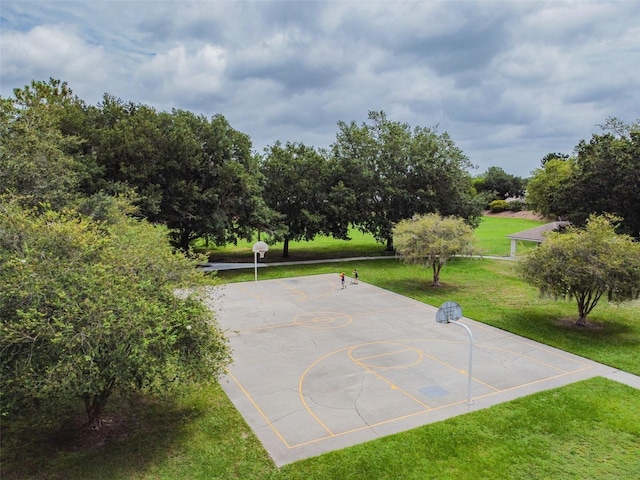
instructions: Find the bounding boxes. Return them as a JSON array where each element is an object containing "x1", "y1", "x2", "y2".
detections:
[
  {"x1": 489, "y1": 199, "x2": 509, "y2": 212},
  {"x1": 507, "y1": 199, "x2": 526, "y2": 212}
]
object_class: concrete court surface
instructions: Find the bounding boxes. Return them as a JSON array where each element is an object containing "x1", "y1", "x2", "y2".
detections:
[{"x1": 211, "y1": 273, "x2": 636, "y2": 467}]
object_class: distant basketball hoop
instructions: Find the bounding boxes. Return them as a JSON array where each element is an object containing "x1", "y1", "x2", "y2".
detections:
[{"x1": 252, "y1": 241, "x2": 269, "y2": 281}]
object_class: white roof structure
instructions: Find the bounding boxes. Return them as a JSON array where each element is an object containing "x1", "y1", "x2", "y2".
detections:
[{"x1": 506, "y1": 221, "x2": 571, "y2": 257}]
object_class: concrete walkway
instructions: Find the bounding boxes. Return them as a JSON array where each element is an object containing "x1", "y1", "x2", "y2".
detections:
[
  {"x1": 199, "y1": 255, "x2": 513, "y2": 272},
  {"x1": 210, "y1": 273, "x2": 639, "y2": 467}
]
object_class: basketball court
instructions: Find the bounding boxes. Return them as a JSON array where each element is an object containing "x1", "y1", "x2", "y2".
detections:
[{"x1": 211, "y1": 273, "x2": 631, "y2": 466}]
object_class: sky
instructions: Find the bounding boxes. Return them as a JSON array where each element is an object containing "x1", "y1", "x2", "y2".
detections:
[{"x1": 1, "y1": 1, "x2": 638, "y2": 178}]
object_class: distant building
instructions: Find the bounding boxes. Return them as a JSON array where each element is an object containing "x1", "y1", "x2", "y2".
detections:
[{"x1": 507, "y1": 221, "x2": 571, "y2": 257}]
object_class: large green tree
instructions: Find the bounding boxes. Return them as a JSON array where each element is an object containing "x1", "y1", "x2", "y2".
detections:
[
  {"x1": 0, "y1": 79, "x2": 88, "y2": 210},
  {"x1": 527, "y1": 119, "x2": 640, "y2": 238},
  {"x1": 474, "y1": 166, "x2": 526, "y2": 201},
  {"x1": 393, "y1": 213, "x2": 476, "y2": 286},
  {"x1": 332, "y1": 111, "x2": 482, "y2": 250},
  {"x1": 85, "y1": 98, "x2": 274, "y2": 250},
  {"x1": 156, "y1": 110, "x2": 274, "y2": 250},
  {"x1": 559, "y1": 121, "x2": 640, "y2": 238},
  {"x1": 525, "y1": 157, "x2": 575, "y2": 218},
  {"x1": 518, "y1": 214, "x2": 640, "y2": 326},
  {"x1": 261, "y1": 142, "x2": 348, "y2": 257},
  {"x1": 0, "y1": 199, "x2": 231, "y2": 428}
]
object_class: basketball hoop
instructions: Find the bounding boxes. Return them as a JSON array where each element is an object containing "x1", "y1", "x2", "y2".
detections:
[{"x1": 252, "y1": 241, "x2": 269, "y2": 281}]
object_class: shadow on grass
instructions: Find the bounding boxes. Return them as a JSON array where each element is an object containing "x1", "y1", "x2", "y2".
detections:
[
  {"x1": 2, "y1": 391, "x2": 210, "y2": 480},
  {"x1": 387, "y1": 278, "x2": 462, "y2": 301},
  {"x1": 502, "y1": 308, "x2": 637, "y2": 341}
]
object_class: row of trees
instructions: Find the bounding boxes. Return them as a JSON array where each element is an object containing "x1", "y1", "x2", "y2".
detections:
[
  {"x1": 265, "y1": 112, "x2": 485, "y2": 254},
  {"x1": 2, "y1": 80, "x2": 486, "y2": 256},
  {"x1": 6, "y1": 79, "x2": 637, "y2": 256}
]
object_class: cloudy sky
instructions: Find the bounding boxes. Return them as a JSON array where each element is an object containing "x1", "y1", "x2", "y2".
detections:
[{"x1": 1, "y1": 1, "x2": 638, "y2": 177}]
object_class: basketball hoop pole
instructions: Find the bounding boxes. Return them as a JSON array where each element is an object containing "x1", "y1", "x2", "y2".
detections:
[
  {"x1": 254, "y1": 250, "x2": 258, "y2": 282},
  {"x1": 449, "y1": 319, "x2": 474, "y2": 406},
  {"x1": 436, "y1": 301, "x2": 473, "y2": 406}
]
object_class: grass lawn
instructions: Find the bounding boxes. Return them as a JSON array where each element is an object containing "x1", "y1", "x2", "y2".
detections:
[
  {"x1": 3, "y1": 216, "x2": 639, "y2": 479},
  {"x1": 4, "y1": 377, "x2": 638, "y2": 479},
  {"x1": 475, "y1": 215, "x2": 547, "y2": 256},
  {"x1": 197, "y1": 214, "x2": 547, "y2": 261},
  {"x1": 194, "y1": 230, "x2": 396, "y2": 263}
]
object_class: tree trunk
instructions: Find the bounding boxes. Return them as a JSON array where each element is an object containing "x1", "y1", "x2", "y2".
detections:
[
  {"x1": 84, "y1": 394, "x2": 107, "y2": 430},
  {"x1": 282, "y1": 237, "x2": 290, "y2": 258},
  {"x1": 177, "y1": 230, "x2": 192, "y2": 252},
  {"x1": 432, "y1": 261, "x2": 441, "y2": 286},
  {"x1": 83, "y1": 382, "x2": 114, "y2": 430},
  {"x1": 385, "y1": 236, "x2": 394, "y2": 251},
  {"x1": 575, "y1": 298, "x2": 587, "y2": 326}
]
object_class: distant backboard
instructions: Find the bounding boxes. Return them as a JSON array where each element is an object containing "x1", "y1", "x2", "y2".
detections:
[{"x1": 252, "y1": 241, "x2": 269, "y2": 258}]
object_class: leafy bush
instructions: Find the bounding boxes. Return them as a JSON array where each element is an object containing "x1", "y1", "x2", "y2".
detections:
[
  {"x1": 489, "y1": 199, "x2": 509, "y2": 212},
  {"x1": 507, "y1": 199, "x2": 526, "y2": 211}
]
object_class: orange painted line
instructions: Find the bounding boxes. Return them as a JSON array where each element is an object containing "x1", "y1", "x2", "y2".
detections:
[{"x1": 226, "y1": 371, "x2": 292, "y2": 448}]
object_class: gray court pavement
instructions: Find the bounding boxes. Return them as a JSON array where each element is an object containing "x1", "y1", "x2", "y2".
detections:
[{"x1": 210, "y1": 273, "x2": 640, "y2": 467}]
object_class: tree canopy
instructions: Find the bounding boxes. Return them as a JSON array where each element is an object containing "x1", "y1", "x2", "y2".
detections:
[
  {"x1": 0, "y1": 199, "x2": 231, "y2": 428},
  {"x1": 261, "y1": 141, "x2": 348, "y2": 257},
  {"x1": 526, "y1": 118, "x2": 640, "y2": 238},
  {"x1": 393, "y1": 213, "x2": 476, "y2": 286},
  {"x1": 80, "y1": 98, "x2": 275, "y2": 251},
  {"x1": 474, "y1": 166, "x2": 526, "y2": 201},
  {"x1": 561, "y1": 126, "x2": 640, "y2": 238},
  {"x1": 518, "y1": 214, "x2": 640, "y2": 326},
  {"x1": 0, "y1": 79, "x2": 88, "y2": 210},
  {"x1": 331, "y1": 111, "x2": 483, "y2": 250},
  {"x1": 525, "y1": 158, "x2": 575, "y2": 218}
]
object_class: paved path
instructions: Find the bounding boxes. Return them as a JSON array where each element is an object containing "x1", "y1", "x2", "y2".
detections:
[
  {"x1": 199, "y1": 255, "x2": 513, "y2": 272},
  {"x1": 210, "y1": 273, "x2": 639, "y2": 466}
]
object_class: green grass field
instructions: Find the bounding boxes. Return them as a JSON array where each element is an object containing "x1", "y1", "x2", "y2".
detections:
[
  {"x1": 3, "y1": 216, "x2": 639, "y2": 479},
  {"x1": 197, "y1": 215, "x2": 547, "y2": 261}
]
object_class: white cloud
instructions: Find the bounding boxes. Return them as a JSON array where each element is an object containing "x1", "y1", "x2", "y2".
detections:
[
  {"x1": 1, "y1": 25, "x2": 109, "y2": 88},
  {"x1": 135, "y1": 44, "x2": 227, "y2": 101},
  {"x1": 1, "y1": 0, "x2": 639, "y2": 178}
]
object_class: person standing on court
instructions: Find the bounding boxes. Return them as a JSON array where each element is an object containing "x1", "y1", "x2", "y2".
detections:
[
  {"x1": 352, "y1": 269, "x2": 359, "y2": 284},
  {"x1": 340, "y1": 272, "x2": 346, "y2": 289}
]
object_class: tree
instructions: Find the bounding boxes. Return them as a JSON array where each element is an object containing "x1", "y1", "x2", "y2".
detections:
[
  {"x1": 261, "y1": 141, "x2": 345, "y2": 257},
  {"x1": 518, "y1": 215, "x2": 640, "y2": 326},
  {"x1": 474, "y1": 166, "x2": 526, "y2": 201},
  {"x1": 0, "y1": 199, "x2": 231, "y2": 428},
  {"x1": 332, "y1": 111, "x2": 482, "y2": 250},
  {"x1": 86, "y1": 98, "x2": 274, "y2": 250},
  {"x1": 525, "y1": 157, "x2": 575, "y2": 218},
  {"x1": 157, "y1": 111, "x2": 274, "y2": 250},
  {"x1": 540, "y1": 152, "x2": 569, "y2": 166},
  {"x1": 393, "y1": 213, "x2": 476, "y2": 286},
  {"x1": 558, "y1": 122, "x2": 640, "y2": 238},
  {"x1": 0, "y1": 79, "x2": 88, "y2": 210},
  {"x1": 529, "y1": 119, "x2": 640, "y2": 238}
]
